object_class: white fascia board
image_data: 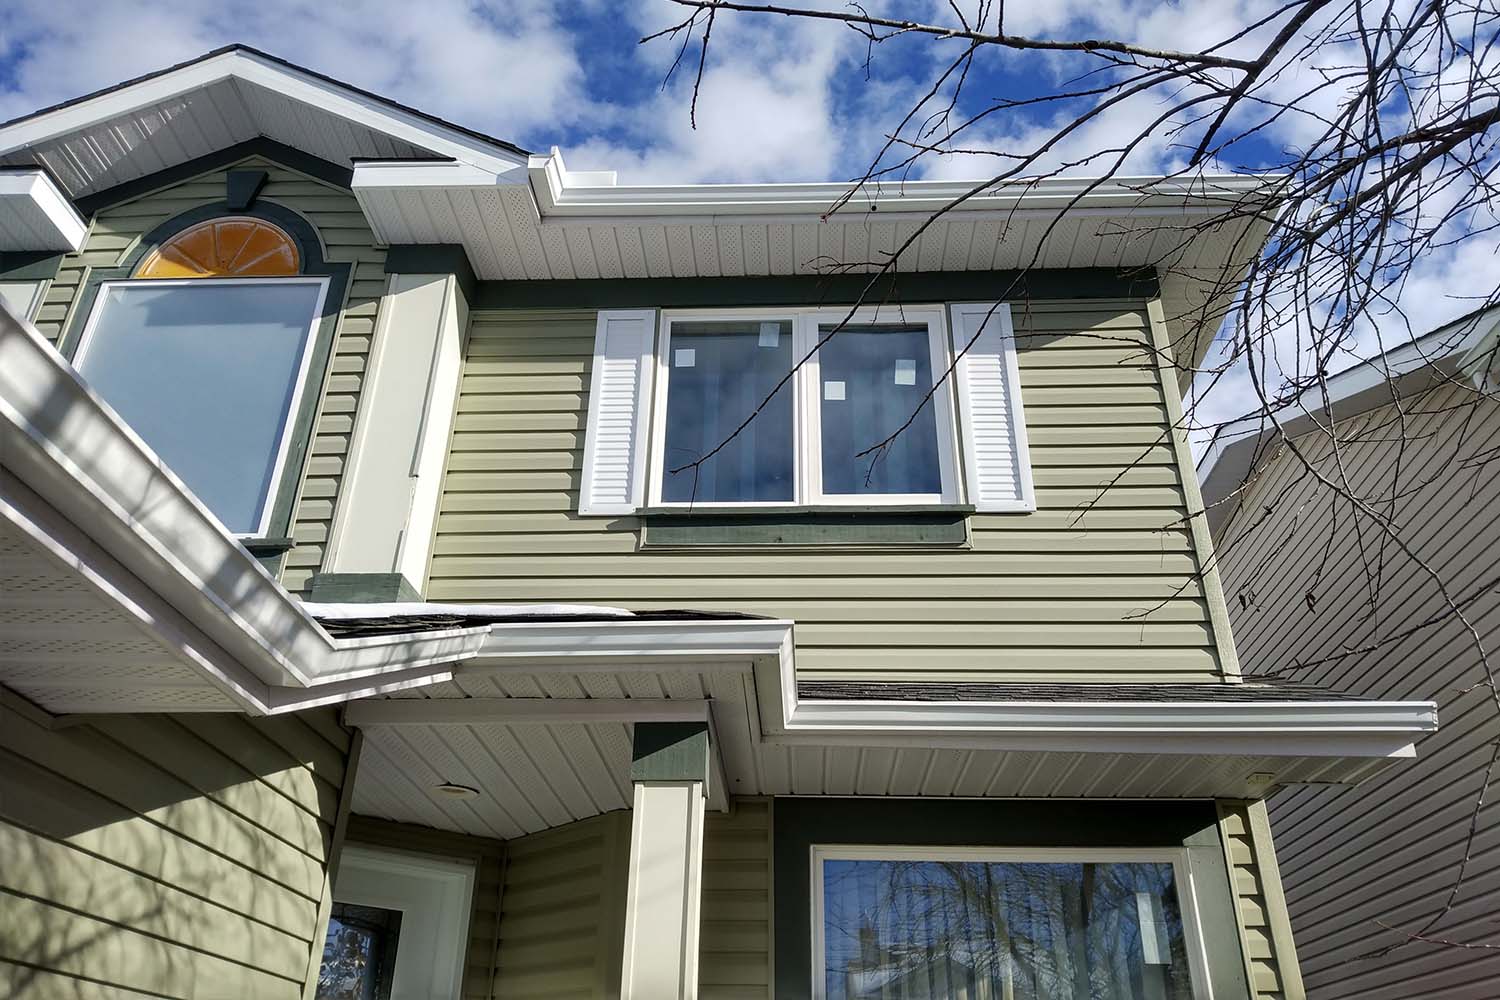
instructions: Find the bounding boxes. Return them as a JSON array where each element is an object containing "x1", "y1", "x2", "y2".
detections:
[
  {"x1": 0, "y1": 307, "x2": 490, "y2": 700},
  {"x1": 351, "y1": 159, "x2": 520, "y2": 189},
  {"x1": 528, "y1": 147, "x2": 1283, "y2": 220},
  {"x1": 0, "y1": 169, "x2": 88, "y2": 251},
  {"x1": 0, "y1": 49, "x2": 526, "y2": 176},
  {"x1": 471, "y1": 618, "x2": 796, "y2": 661}
]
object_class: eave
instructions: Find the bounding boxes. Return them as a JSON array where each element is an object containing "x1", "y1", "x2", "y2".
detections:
[{"x1": 0, "y1": 167, "x2": 87, "y2": 251}]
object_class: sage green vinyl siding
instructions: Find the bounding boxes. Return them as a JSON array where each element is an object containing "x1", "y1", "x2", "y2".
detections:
[
  {"x1": 30, "y1": 155, "x2": 386, "y2": 596},
  {"x1": 1218, "y1": 800, "x2": 1304, "y2": 1000},
  {"x1": 494, "y1": 810, "x2": 631, "y2": 999},
  {"x1": 1217, "y1": 382, "x2": 1500, "y2": 998},
  {"x1": 702, "y1": 799, "x2": 773, "y2": 1000},
  {"x1": 343, "y1": 814, "x2": 506, "y2": 1000},
  {"x1": 431, "y1": 302, "x2": 1227, "y2": 681},
  {"x1": 0, "y1": 694, "x2": 352, "y2": 999}
]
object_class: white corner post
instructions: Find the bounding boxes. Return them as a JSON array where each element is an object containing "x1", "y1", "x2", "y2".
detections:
[
  {"x1": 319, "y1": 260, "x2": 469, "y2": 601},
  {"x1": 620, "y1": 722, "x2": 708, "y2": 1000}
]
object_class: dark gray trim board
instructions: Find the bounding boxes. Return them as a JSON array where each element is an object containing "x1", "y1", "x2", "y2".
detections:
[
  {"x1": 308, "y1": 572, "x2": 423, "y2": 604},
  {"x1": 0, "y1": 251, "x2": 64, "y2": 280},
  {"x1": 773, "y1": 797, "x2": 1251, "y2": 1000},
  {"x1": 385, "y1": 244, "x2": 479, "y2": 304},
  {"x1": 630, "y1": 722, "x2": 710, "y2": 783},
  {"x1": 640, "y1": 510, "x2": 971, "y2": 547},
  {"x1": 225, "y1": 169, "x2": 269, "y2": 210},
  {"x1": 472, "y1": 268, "x2": 1159, "y2": 311},
  {"x1": 74, "y1": 138, "x2": 356, "y2": 215}
]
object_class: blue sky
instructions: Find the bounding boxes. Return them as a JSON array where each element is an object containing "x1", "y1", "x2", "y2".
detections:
[{"x1": 2, "y1": 1, "x2": 1495, "y2": 443}]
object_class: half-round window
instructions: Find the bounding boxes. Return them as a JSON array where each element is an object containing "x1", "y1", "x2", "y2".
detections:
[{"x1": 136, "y1": 216, "x2": 300, "y2": 278}]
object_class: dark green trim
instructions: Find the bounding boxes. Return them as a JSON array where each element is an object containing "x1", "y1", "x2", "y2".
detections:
[
  {"x1": 473, "y1": 268, "x2": 1157, "y2": 311},
  {"x1": 74, "y1": 138, "x2": 355, "y2": 216},
  {"x1": 630, "y1": 722, "x2": 710, "y2": 783},
  {"x1": 244, "y1": 537, "x2": 295, "y2": 556},
  {"x1": 60, "y1": 200, "x2": 353, "y2": 549},
  {"x1": 384, "y1": 244, "x2": 479, "y2": 304},
  {"x1": 773, "y1": 797, "x2": 1251, "y2": 1000},
  {"x1": 640, "y1": 510, "x2": 970, "y2": 547},
  {"x1": 225, "y1": 169, "x2": 269, "y2": 210},
  {"x1": 308, "y1": 572, "x2": 423, "y2": 603},
  {"x1": 0, "y1": 251, "x2": 64, "y2": 280}
]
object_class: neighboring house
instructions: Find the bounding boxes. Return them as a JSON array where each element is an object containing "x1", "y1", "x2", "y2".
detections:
[
  {"x1": 1200, "y1": 307, "x2": 1500, "y2": 999},
  {"x1": 0, "y1": 45, "x2": 1437, "y2": 1000}
]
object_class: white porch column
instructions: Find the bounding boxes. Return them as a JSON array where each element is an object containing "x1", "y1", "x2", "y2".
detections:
[
  {"x1": 318, "y1": 252, "x2": 470, "y2": 601},
  {"x1": 619, "y1": 722, "x2": 709, "y2": 1000}
]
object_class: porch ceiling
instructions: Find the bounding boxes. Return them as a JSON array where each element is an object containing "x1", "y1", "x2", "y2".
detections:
[{"x1": 344, "y1": 659, "x2": 1411, "y2": 840}]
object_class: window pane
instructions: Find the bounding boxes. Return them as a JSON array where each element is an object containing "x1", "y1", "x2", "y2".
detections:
[
  {"x1": 76, "y1": 281, "x2": 322, "y2": 534},
  {"x1": 822, "y1": 858, "x2": 1194, "y2": 1000},
  {"x1": 661, "y1": 320, "x2": 794, "y2": 503},
  {"x1": 819, "y1": 325, "x2": 942, "y2": 496},
  {"x1": 317, "y1": 902, "x2": 402, "y2": 1000}
]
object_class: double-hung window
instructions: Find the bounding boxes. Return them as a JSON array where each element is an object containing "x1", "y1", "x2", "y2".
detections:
[
  {"x1": 578, "y1": 304, "x2": 1031, "y2": 515},
  {"x1": 69, "y1": 216, "x2": 329, "y2": 539},
  {"x1": 813, "y1": 846, "x2": 1211, "y2": 1000}
]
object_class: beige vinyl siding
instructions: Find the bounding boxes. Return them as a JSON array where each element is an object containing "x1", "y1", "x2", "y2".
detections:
[
  {"x1": 1217, "y1": 382, "x2": 1500, "y2": 998},
  {"x1": 0, "y1": 693, "x2": 352, "y2": 999},
  {"x1": 430, "y1": 302, "x2": 1228, "y2": 682},
  {"x1": 343, "y1": 815, "x2": 506, "y2": 1000},
  {"x1": 29, "y1": 155, "x2": 387, "y2": 596},
  {"x1": 701, "y1": 799, "x2": 773, "y2": 1000},
  {"x1": 1218, "y1": 800, "x2": 1304, "y2": 1000},
  {"x1": 494, "y1": 810, "x2": 631, "y2": 999}
]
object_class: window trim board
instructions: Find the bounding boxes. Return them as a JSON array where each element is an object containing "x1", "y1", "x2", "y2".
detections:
[
  {"x1": 809, "y1": 843, "x2": 1216, "y2": 1000},
  {"x1": 71, "y1": 274, "x2": 331, "y2": 540},
  {"x1": 646, "y1": 305, "x2": 963, "y2": 509}
]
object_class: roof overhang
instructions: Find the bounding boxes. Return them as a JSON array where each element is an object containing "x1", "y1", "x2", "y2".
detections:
[
  {"x1": 0, "y1": 167, "x2": 87, "y2": 251},
  {"x1": 1198, "y1": 304, "x2": 1500, "y2": 535},
  {"x1": 0, "y1": 45, "x2": 529, "y2": 206}
]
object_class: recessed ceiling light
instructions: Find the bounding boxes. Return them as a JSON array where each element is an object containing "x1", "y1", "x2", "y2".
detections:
[{"x1": 434, "y1": 782, "x2": 480, "y2": 800}]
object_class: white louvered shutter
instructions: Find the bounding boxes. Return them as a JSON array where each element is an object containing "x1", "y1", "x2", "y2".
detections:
[
  {"x1": 948, "y1": 302, "x2": 1036, "y2": 512},
  {"x1": 580, "y1": 309, "x2": 657, "y2": 515}
]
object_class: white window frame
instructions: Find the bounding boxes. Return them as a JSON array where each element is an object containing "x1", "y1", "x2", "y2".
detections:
[
  {"x1": 71, "y1": 275, "x2": 330, "y2": 539},
  {"x1": 647, "y1": 305, "x2": 963, "y2": 508},
  {"x1": 331, "y1": 844, "x2": 476, "y2": 1000},
  {"x1": 810, "y1": 845, "x2": 1215, "y2": 1000}
]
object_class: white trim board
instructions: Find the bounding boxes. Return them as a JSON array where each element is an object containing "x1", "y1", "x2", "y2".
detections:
[{"x1": 0, "y1": 168, "x2": 88, "y2": 251}]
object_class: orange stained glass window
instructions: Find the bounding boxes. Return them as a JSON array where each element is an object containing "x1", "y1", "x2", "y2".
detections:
[{"x1": 136, "y1": 217, "x2": 300, "y2": 279}]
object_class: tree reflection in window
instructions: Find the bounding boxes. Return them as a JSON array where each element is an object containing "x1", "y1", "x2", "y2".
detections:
[
  {"x1": 821, "y1": 858, "x2": 1193, "y2": 1000},
  {"x1": 317, "y1": 902, "x2": 402, "y2": 1000}
]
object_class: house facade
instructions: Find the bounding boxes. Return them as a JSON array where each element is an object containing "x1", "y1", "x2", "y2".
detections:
[
  {"x1": 1201, "y1": 307, "x2": 1500, "y2": 999},
  {"x1": 0, "y1": 46, "x2": 1437, "y2": 1000}
]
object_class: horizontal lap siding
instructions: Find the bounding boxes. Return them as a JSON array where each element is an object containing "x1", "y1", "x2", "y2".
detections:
[
  {"x1": 0, "y1": 697, "x2": 352, "y2": 999},
  {"x1": 30, "y1": 156, "x2": 385, "y2": 596},
  {"x1": 701, "y1": 799, "x2": 773, "y2": 1000},
  {"x1": 430, "y1": 303, "x2": 1224, "y2": 682},
  {"x1": 494, "y1": 811, "x2": 630, "y2": 1000},
  {"x1": 1217, "y1": 384, "x2": 1500, "y2": 997}
]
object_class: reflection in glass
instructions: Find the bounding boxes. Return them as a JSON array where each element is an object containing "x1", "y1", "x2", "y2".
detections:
[
  {"x1": 822, "y1": 858, "x2": 1193, "y2": 1000},
  {"x1": 661, "y1": 319, "x2": 795, "y2": 502},
  {"x1": 316, "y1": 902, "x2": 402, "y2": 1000},
  {"x1": 75, "y1": 280, "x2": 323, "y2": 534},
  {"x1": 818, "y1": 325, "x2": 942, "y2": 496}
]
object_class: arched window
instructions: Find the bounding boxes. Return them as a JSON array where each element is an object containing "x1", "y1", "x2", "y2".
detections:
[
  {"x1": 72, "y1": 213, "x2": 329, "y2": 538},
  {"x1": 135, "y1": 216, "x2": 301, "y2": 278}
]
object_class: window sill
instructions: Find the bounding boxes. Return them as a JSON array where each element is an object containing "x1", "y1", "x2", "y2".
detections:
[{"x1": 637, "y1": 507, "x2": 973, "y2": 548}]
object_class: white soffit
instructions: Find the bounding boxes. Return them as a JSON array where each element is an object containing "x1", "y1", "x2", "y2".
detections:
[
  {"x1": 0, "y1": 46, "x2": 529, "y2": 199},
  {"x1": 0, "y1": 168, "x2": 87, "y2": 251}
]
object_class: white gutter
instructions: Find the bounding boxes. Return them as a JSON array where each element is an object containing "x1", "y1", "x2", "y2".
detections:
[
  {"x1": 0, "y1": 303, "x2": 490, "y2": 712},
  {"x1": 449, "y1": 617, "x2": 1435, "y2": 760},
  {"x1": 525, "y1": 146, "x2": 1285, "y2": 220}
]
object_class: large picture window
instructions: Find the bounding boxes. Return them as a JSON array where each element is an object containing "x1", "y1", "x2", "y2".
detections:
[
  {"x1": 813, "y1": 847, "x2": 1208, "y2": 1000},
  {"x1": 651, "y1": 307, "x2": 960, "y2": 507},
  {"x1": 73, "y1": 277, "x2": 327, "y2": 537}
]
